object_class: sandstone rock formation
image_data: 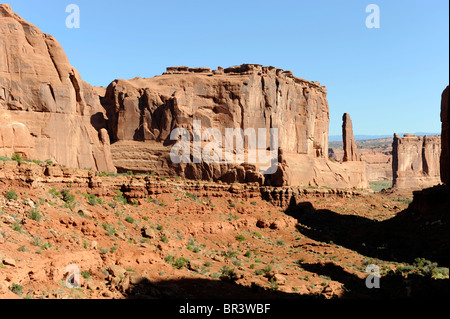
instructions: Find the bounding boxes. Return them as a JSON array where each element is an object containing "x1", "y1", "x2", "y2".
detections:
[
  {"x1": 392, "y1": 134, "x2": 441, "y2": 189},
  {"x1": 441, "y1": 86, "x2": 449, "y2": 185},
  {"x1": 0, "y1": 110, "x2": 35, "y2": 159},
  {"x1": 342, "y1": 113, "x2": 360, "y2": 162},
  {"x1": 0, "y1": 4, "x2": 115, "y2": 172},
  {"x1": 329, "y1": 138, "x2": 392, "y2": 182},
  {"x1": 101, "y1": 65, "x2": 368, "y2": 188}
]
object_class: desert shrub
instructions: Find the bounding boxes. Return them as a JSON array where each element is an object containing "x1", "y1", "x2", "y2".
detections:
[
  {"x1": 11, "y1": 283, "x2": 23, "y2": 296},
  {"x1": 11, "y1": 153, "x2": 23, "y2": 163},
  {"x1": 222, "y1": 249, "x2": 238, "y2": 259},
  {"x1": 220, "y1": 266, "x2": 238, "y2": 281},
  {"x1": 114, "y1": 190, "x2": 128, "y2": 205},
  {"x1": 84, "y1": 193, "x2": 102, "y2": 206},
  {"x1": 12, "y1": 222, "x2": 22, "y2": 233},
  {"x1": 235, "y1": 234, "x2": 246, "y2": 242},
  {"x1": 160, "y1": 235, "x2": 169, "y2": 243},
  {"x1": 173, "y1": 257, "x2": 189, "y2": 269},
  {"x1": 5, "y1": 190, "x2": 17, "y2": 200},
  {"x1": 29, "y1": 208, "x2": 42, "y2": 222},
  {"x1": 81, "y1": 270, "x2": 91, "y2": 280},
  {"x1": 164, "y1": 255, "x2": 175, "y2": 265},
  {"x1": 252, "y1": 231, "x2": 262, "y2": 239},
  {"x1": 125, "y1": 215, "x2": 135, "y2": 224},
  {"x1": 61, "y1": 189, "x2": 75, "y2": 203},
  {"x1": 102, "y1": 223, "x2": 116, "y2": 236}
]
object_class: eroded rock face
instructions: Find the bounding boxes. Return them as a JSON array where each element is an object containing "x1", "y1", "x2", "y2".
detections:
[
  {"x1": 101, "y1": 65, "x2": 367, "y2": 188},
  {"x1": 392, "y1": 134, "x2": 441, "y2": 189},
  {"x1": 0, "y1": 4, "x2": 115, "y2": 172},
  {"x1": 441, "y1": 86, "x2": 449, "y2": 185},
  {"x1": 102, "y1": 64, "x2": 329, "y2": 157},
  {"x1": 342, "y1": 113, "x2": 360, "y2": 162}
]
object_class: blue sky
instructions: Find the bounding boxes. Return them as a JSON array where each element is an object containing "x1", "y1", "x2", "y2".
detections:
[{"x1": 7, "y1": 0, "x2": 449, "y2": 136}]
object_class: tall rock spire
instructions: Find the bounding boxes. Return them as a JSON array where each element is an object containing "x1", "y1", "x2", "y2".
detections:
[{"x1": 342, "y1": 113, "x2": 360, "y2": 162}]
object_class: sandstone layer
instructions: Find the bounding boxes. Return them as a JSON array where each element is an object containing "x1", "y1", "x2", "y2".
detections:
[
  {"x1": 101, "y1": 65, "x2": 368, "y2": 188},
  {"x1": 392, "y1": 134, "x2": 441, "y2": 190},
  {"x1": 0, "y1": 4, "x2": 115, "y2": 172}
]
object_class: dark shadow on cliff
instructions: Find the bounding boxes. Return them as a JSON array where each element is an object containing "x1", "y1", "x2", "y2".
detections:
[
  {"x1": 285, "y1": 185, "x2": 449, "y2": 266},
  {"x1": 90, "y1": 112, "x2": 108, "y2": 132}
]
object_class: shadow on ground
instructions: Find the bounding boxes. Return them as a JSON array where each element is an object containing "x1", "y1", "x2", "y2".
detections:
[
  {"x1": 284, "y1": 185, "x2": 449, "y2": 267},
  {"x1": 123, "y1": 269, "x2": 448, "y2": 300}
]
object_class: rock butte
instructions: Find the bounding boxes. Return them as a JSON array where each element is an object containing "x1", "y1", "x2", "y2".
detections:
[
  {"x1": 392, "y1": 134, "x2": 441, "y2": 190},
  {"x1": 101, "y1": 65, "x2": 369, "y2": 188}
]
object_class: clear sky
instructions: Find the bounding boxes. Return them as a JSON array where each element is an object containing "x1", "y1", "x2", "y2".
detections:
[{"x1": 6, "y1": 0, "x2": 449, "y2": 136}]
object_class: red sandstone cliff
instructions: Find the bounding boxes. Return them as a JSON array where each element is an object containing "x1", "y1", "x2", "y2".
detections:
[
  {"x1": 101, "y1": 66, "x2": 368, "y2": 188},
  {"x1": 392, "y1": 134, "x2": 441, "y2": 190},
  {"x1": 0, "y1": 4, "x2": 115, "y2": 172}
]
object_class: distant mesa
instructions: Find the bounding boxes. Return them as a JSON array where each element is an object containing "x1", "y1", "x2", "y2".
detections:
[{"x1": 392, "y1": 133, "x2": 441, "y2": 190}]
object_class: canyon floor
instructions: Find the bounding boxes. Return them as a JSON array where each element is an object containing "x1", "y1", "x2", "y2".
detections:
[{"x1": 0, "y1": 164, "x2": 448, "y2": 300}]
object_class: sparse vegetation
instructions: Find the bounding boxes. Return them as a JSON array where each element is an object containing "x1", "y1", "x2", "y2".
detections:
[
  {"x1": 220, "y1": 266, "x2": 238, "y2": 281},
  {"x1": 11, "y1": 283, "x2": 23, "y2": 296},
  {"x1": 102, "y1": 223, "x2": 116, "y2": 237},
  {"x1": 29, "y1": 208, "x2": 42, "y2": 222},
  {"x1": 5, "y1": 190, "x2": 18, "y2": 200},
  {"x1": 173, "y1": 257, "x2": 189, "y2": 269}
]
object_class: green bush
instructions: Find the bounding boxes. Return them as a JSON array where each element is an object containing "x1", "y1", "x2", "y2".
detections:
[
  {"x1": 5, "y1": 190, "x2": 17, "y2": 200},
  {"x1": 125, "y1": 215, "x2": 135, "y2": 224},
  {"x1": 11, "y1": 283, "x2": 23, "y2": 296},
  {"x1": 11, "y1": 153, "x2": 23, "y2": 163},
  {"x1": 61, "y1": 189, "x2": 75, "y2": 203},
  {"x1": 29, "y1": 208, "x2": 42, "y2": 222},
  {"x1": 173, "y1": 257, "x2": 189, "y2": 269},
  {"x1": 81, "y1": 270, "x2": 91, "y2": 280},
  {"x1": 164, "y1": 255, "x2": 175, "y2": 265},
  {"x1": 220, "y1": 266, "x2": 238, "y2": 281},
  {"x1": 114, "y1": 190, "x2": 128, "y2": 205},
  {"x1": 85, "y1": 193, "x2": 102, "y2": 206},
  {"x1": 102, "y1": 223, "x2": 116, "y2": 236}
]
